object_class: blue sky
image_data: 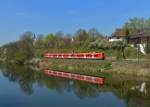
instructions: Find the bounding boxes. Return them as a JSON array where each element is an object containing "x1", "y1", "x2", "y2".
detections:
[{"x1": 0, "y1": 0, "x2": 150, "y2": 45}]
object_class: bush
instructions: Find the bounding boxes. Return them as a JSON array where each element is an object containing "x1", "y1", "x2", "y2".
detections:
[
  {"x1": 124, "y1": 46, "x2": 137, "y2": 58},
  {"x1": 1, "y1": 32, "x2": 34, "y2": 64},
  {"x1": 88, "y1": 39, "x2": 110, "y2": 49},
  {"x1": 115, "y1": 50, "x2": 123, "y2": 60},
  {"x1": 145, "y1": 42, "x2": 150, "y2": 54}
]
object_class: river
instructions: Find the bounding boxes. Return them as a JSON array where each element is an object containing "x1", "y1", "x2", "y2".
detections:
[{"x1": 0, "y1": 63, "x2": 150, "y2": 107}]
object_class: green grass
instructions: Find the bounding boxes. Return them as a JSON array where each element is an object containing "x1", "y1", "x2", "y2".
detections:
[
  {"x1": 40, "y1": 58, "x2": 112, "y2": 78},
  {"x1": 109, "y1": 60, "x2": 150, "y2": 78}
]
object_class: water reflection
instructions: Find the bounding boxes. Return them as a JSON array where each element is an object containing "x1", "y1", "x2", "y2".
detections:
[
  {"x1": 131, "y1": 82, "x2": 147, "y2": 94},
  {"x1": 0, "y1": 63, "x2": 35, "y2": 95},
  {"x1": 0, "y1": 63, "x2": 150, "y2": 107}
]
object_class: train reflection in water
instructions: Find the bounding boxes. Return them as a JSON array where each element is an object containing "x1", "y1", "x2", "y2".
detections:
[{"x1": 44, "y1": 69, "x2": 105, "y2": 85}]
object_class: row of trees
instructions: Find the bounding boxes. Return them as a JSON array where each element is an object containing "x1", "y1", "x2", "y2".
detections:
[
  {"x1": 34, "y1": 28, "x2": 104, "y2": 57},
  {"x1": 0, "y1": 32, "x2": 34, "y2": 64},
  {"x1": 0, "y1": 17, "x2": 150, "y2": 64},
  {"x1": 0, "y1": 28, "x2": 104, "y2": 64},
  {"x1": 112, "y1": 17, "x2": 150, "y2": 37},
  {"x1": 35, "y1": 28, "x2": 103, "y2": 48}
]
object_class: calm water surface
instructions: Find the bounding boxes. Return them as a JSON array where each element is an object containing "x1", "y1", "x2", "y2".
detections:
[{"x1": 0, "y1": 64, "x2": 150, "y2": 107}]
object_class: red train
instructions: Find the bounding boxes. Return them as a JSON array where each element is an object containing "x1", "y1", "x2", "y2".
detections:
[{"x1": 44, "y1": 52, "x2": 105, "y2": 60}]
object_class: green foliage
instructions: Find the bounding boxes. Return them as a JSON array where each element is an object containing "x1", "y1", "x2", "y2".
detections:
[
  {"x1": 123, "y1": 17, "x2": 146, "y2": 35},
  {"x1": 89, "y1": 39, "x2": 128, "y2": 59},
  {"x1": 124, "y1": 46, "x2": 137, "y2": 57},
  {"x1": 116, "y1": 50, "x2": 123, "y2": 60},
  {"x1": 74, "y1": 29, "x2": 90, "y2": 46},
  {"x1": 97, "y1": 62, "x2": 112, "y2": 71},
  {"x1": 43, "y1": 34, "x2": 58, "y2": 48},
  {"x1": 89, "y1": 39, "x2": 127, "y2": 49},
  {"x1": 112, "y1": 17, "x2": 150, "y2": 40},
  {"x1": 88, "y1": 28, "x2": 103, "y2": 42},
  {"x1": 2, "y1": 17, "x2": 150, "y2": 65},
  {"x1": 145, "y1": 42, "x2": 150, "y2": 54},
  {"x1": 32, "y1": 28, "x2": 106, "y2": 57},
  {"x1": 0, "y1": 28, "x2": 107, "y2": 63},
  {"x1": 88, "y1": 39, "x2": 109, "y2": 49},
  {"x1": 1, "y1": 32, "x2": 34, "y2": 64}
]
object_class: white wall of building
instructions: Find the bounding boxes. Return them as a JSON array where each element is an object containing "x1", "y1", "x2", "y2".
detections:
[{"x1": 109, "y1": 38, "x2": 123, "y2": 42}]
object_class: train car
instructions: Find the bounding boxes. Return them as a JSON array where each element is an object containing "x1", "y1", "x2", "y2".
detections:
[{"x1": 44, "y1": 52, "x2": 105, "y2": 60}]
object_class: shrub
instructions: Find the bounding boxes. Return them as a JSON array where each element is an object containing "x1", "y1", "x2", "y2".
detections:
[
  {"x1": 115, "y1": 50, "x2": 123, "y2": 60},
  {"x1": 124, "y1": 46, "x2": 137, "y2": 58},
  {"x1": 88, "y1": 39, "x2": 110, "y2": 49},
  {"x1": 145, "y1": 42, "x2": 150, "y2": 54}
]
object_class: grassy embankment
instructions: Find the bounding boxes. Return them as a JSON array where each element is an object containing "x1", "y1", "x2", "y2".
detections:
[
  {"x1": 110, "y1": 60, "x2": 150, "y2": 77},
  {"x1": 36, "y1": 58, "x2": 112, "y2": 78},
  {"x1": 35, "y1": 57, "x2": 150, "y2": 78}
]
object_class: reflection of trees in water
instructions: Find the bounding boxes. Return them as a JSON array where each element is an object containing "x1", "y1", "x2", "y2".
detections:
[
  {"x1": 42, "y1": 75, "x2": 150, "y2": 107},
  {"x1": 0, "y1": 63, "x2": 35, "y2": 95},
  {"x1": 18, "y1": 68, "x2": 35, "y2": 95},
  {"x1": 105, "y1": 78, "x2": 150, "y2": 107},
  {"x1": 0, "y1": 63, "x2": 150, "y2": 107},
  {"x1": 42, "y1": 76, "x2": 100, "y2": 99},
  {"x1": 42, "y1": 75, "x2": 150, "y2": 106},
  {"x1": 72, "y1": 81, "x2": 99, "y2": 99}
]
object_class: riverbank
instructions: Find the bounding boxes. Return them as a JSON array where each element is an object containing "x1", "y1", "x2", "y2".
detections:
[
  {"x1": 108, "y1": 60, "x2": 150, "y2": 77},
  {"x1": 35, "y1": 58, "x2": 150, "y2": 78},
  {"x1": 34, "y1": 59, "x2": 111, "y2": 77},
  {"x1": 1, "y1": 56, "x2": 150, "y2": 78}
]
